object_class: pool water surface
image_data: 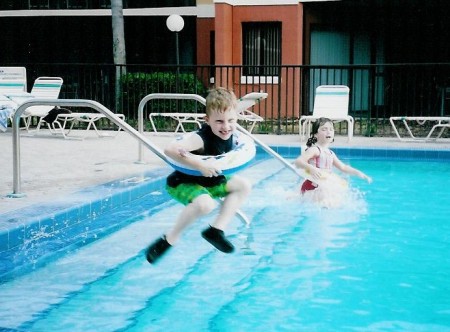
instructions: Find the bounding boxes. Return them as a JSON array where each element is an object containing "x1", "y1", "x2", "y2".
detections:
[{"x1": 1, "y1": 156, "x2": 450, "y2": 331}]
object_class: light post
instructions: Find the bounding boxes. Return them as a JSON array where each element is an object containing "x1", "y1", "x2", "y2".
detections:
[{"x1": 166, "y1": 14, "x2": 184, "y2": 93}]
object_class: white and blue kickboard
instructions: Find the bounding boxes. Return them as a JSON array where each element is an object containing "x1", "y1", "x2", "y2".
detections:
[{"x1": 165, "y1": 132, "x2": 256, "y2": 176}]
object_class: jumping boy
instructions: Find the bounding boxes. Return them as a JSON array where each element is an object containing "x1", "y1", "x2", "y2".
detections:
[{"x1": 145, "y1": 87, "x2": 252, "y2": 264}]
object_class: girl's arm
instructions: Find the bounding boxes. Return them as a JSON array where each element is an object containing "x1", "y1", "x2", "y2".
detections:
[
  {"x1": 294, "y1": 147, "x2": 322, "y2": 180},
  {"x1": 333, "y1": 157, "x2": 372, "y2": 183}
]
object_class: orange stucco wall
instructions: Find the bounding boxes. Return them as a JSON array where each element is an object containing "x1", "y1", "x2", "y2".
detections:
[
  {"x1": 214, "y1": 3, "x2": 234, "y2": 66},
  {"x1": 213, "y1": 2, "x2": 304, "y2": 119},
  {"x1": 214, "y1": 3, "x2": 303, "y2": 65},
  {"x1": 196, "y1": 17, "x2": 215, "y2": 65}
]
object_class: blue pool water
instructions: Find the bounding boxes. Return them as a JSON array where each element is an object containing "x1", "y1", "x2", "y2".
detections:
[{"x1": 1, "y1": 150, "x2": 450, "y2": 331}]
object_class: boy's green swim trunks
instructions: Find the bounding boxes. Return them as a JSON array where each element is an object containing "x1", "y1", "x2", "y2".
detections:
[{"x1": 166, "y1": 180, "x2": 229, "y2": 206}]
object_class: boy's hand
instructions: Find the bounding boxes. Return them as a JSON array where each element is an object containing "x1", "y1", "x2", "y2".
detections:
[
  {"x1": 198, "y1": 160, "x2": 222, "y2": 177},
  {"x1": 199, "y1": 165, "x2": 222, "y2": 177}
]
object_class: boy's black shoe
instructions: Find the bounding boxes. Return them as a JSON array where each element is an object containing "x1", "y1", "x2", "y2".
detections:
[
  {"x1": 146, "y1": 236, "x2": 171, "y2": 264},
  {"x1": 201, "y1": 226, "x2": 234, "y2": 253}
]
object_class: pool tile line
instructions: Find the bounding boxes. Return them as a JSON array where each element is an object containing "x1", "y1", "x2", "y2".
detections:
[
  {"x1": 0, "y1": 169, "x2": 169, "y2": 254},
  {"x1": 259, "y1": 145, "x2": 450, "y2": 160}
]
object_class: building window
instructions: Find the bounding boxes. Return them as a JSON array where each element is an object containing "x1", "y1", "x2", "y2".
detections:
[{"x1": 242, "y1": 22, "x2": 281, "y2": 81}]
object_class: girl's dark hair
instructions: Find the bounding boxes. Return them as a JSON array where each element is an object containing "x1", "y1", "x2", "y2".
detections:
[
  {"x1": 306, "y1": 117, "x2": 333, "y2": 147},
  {"x1": 306, "y1": 136, "x2": 317, "y2": 147}
]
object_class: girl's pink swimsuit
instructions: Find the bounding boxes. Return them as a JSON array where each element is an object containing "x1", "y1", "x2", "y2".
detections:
[{"x1": 300, "y1": 146, "x2": 335, "y2": 193}]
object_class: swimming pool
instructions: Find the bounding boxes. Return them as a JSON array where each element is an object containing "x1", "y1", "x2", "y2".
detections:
[{"x1": 1, "y1": 147, "x2": 450, "y2": 331}]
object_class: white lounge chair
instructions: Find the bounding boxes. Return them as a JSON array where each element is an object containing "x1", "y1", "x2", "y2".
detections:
[
  {"x1": 0, "y1": 67, "x2": 28, "y2": 118},
  {"x1": 149, "y1": 111, "x2": 205, "y2": 133},
  {"x1": 299, "y1": 85, "x2": 354, "y2": 142},
  {"x1": 24, "y1": 77, "x2": 64, "y2": 131},
  {"x1": 389, "y1": 116, "x2": 450, "y2": 141},
  {"x1": 0, "y1": 67, "x2": 27, "y2": 95},
  {"x1": 55, "y1": 112, "x2": 126, "y2": 138},
  {"x1": 236, "y1": 92, "x2": 266, "y2": 133},
  {"x1": 149, "y1": 92, "x2": 267, "y2": 133}
]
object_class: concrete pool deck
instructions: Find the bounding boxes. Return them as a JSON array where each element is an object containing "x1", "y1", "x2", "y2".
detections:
[{"x1": 1, "y1": 129, "x2": 450, "y2": 215}]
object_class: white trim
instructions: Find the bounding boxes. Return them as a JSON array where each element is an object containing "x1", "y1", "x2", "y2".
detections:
[
  {"x1": 0, "y1": 7, "x2": 200, "y2": 17},
  {"x1": 124, "y1": 7, "x2": 199, "y2": 16},
  {"x1": 214, "y1": 0, "x2": 340, "y2": 4},
  {"x1": 240, "y1": 76, "x2": 279, "y2": 84},
  {"x1": 197, "y1": 4, "x2": 215, "y2": 18},
  {"x1": 214, "y1": 0, "x2": 298, "y2": 5},
  {"x1": 0, "y1": 1, "x2": 342, "y2": 17}
]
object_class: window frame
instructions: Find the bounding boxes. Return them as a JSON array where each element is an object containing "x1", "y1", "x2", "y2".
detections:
[{"x1": 241, "y1": 21, "x2": 282, "y2": 85}]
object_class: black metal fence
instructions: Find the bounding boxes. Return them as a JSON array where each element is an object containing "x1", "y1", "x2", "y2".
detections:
[{"x1": 14, "y1": 62, "x2": 450, "y2": 136}]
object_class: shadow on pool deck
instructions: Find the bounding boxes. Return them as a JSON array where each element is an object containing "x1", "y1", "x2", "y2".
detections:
[{"x1": 1, "y1": 129, "x2": 450, "y2": 217}]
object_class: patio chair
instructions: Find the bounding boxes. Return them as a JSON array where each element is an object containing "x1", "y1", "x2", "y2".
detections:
[
  {"x1": 0, "y1": 67, "x2": 28, "y2": 115},
  {"x1": 149, "y1": 91, "x2": 267, "y2": 134},
  {"x1": 299, "y1": 85, "x2": 354, "y2": 142},
  {"x1": 23, "y1": 77, "x2": 63, "y2": 131},
  {"x1": 54, "y1": 112, "x2": 126, "y2": 138},
  {"x1": 149, "y1": 111, "x2": 205, "y2": 133},
  {"x1": 389, "y1": 116, "x2": 450, "y2": 141},
  {"x1": 236, "y1": 92, "x2": 266, "y2": 133},
  {"x1": 0, "y1": 67, "x2": 27, "y2": 94}
]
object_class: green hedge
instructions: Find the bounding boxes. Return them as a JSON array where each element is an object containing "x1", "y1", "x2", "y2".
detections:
[{"x1": 120, "y1": 72, "x2": 207, "y2": 120}]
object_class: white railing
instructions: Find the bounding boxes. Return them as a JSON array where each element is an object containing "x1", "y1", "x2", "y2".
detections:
[
  {"x1": 10, "y1": 99, "x2": 166, "y2": 197},
  {"x1": 137, "y1": 93, "x2": 206, "y2": 163}
]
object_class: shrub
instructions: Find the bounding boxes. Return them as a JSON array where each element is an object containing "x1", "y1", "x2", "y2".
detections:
[{"x1": 120, "y1": 71, "x2": 207, "y2": 120}]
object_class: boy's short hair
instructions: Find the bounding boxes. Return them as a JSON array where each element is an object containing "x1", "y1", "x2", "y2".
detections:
[{"x1": 205, "y1": 87, "x2": 237, "y2": 116}]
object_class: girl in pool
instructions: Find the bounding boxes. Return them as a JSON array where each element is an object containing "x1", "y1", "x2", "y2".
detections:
[{"x1": 294, "y1": 117, "x2": 372, "y2": 207}]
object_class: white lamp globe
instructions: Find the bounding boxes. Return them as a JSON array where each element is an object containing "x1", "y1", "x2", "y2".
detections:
[{"x1": 166, "y1": 14, "x2": 184, "y2": 32}]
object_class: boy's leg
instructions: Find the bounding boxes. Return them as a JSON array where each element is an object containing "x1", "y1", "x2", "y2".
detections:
[
  {"x1": 201, "y1": 176, "x2": 251, "y2": 253},
  {"x1": 210, "y1": 176, "x2": 251, "y2": 230},
  {"x1": 146, "y1": 236, "x2": 171, "y2": 264},
  {"x1": 146, "y1": 177, "x2": 251, "y2": 263},
  {"x1": 166, "y1": 194, "x2": 216, "y2": 244},
  {"x1": 201, "y1": 226, "x2": 235, "y2": 253},
  {"x1": 146, "y1": 194, "x2": 216, "y2": 264}
]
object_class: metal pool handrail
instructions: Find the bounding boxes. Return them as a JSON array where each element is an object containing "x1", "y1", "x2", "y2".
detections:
[
  {"x1": 11, "y1": 98, "x2": 303, "y2": 197},
  {"x1": 235, "y1": 125, "x2": 302, "y2": 176},
  {"x1": 10, "y1": 99, "x2": 168, "y2": 197},
  {"x1": 137, "y1": 93, "x2": 207, "y2": 163},
  {"x1": 10, "y1": 98, "x2": 253, "y2": 225},
  {"x1": 136, "y1": 93, "x2": 303, "y2": 176}
]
